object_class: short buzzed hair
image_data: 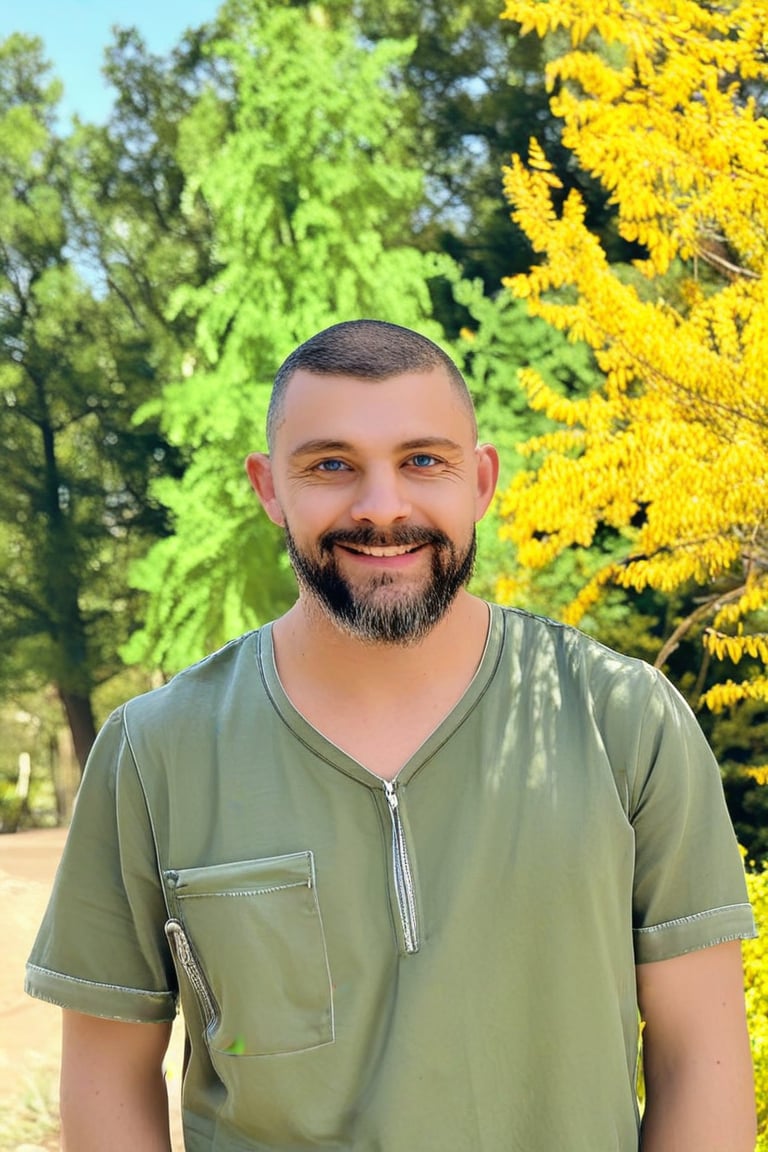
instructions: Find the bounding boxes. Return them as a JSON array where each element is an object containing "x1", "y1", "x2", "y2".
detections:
[{"x1": 267, "y1": 319, "x2": 476, "y2": 448}]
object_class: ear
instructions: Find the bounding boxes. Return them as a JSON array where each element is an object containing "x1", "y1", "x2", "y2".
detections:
[
  {"x1": 244, "y1": 452, "x2": 286, "y2": 528},
  {"x1": 474, "y1": 443, "x2": 500, "y2": 522}
]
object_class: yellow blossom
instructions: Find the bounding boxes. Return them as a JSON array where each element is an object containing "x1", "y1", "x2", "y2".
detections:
[{"x1": 498, "y1": 0, "x2": 768, "y2": 707}]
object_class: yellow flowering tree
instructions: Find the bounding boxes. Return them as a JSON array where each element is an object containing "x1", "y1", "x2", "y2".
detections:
[
  {"x1": 497, "y1": 0, "x2": 768, "y2": 713},
  {"x1": 745, "y1": 867, "x2": 768, "y2": 1148}
]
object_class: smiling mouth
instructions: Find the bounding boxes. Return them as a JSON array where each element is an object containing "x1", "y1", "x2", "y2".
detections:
[{"x1": 338, "y1": 543, "x2": 423, "y2": 558}]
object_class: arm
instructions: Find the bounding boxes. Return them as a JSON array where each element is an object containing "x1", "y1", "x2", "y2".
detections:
[
  {"x1": 60, "y1": 1010, "x2": 173, "y2": 1152},
  {"x1": 637, "y1": 940, "x2": 756, "y2": 1152}
]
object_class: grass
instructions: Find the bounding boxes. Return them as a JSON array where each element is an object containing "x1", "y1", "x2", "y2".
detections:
[{"x1": 0, "y1": 1057, "x2": 59, "y2": 1152}]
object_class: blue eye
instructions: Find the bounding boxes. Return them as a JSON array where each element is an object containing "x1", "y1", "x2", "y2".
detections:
[
  {"x1": 316, "y1": 459, "x2": 347, "y2": 472},
  {"x1": 410, "y1": 454, "x2": 436, "y2": 468}
]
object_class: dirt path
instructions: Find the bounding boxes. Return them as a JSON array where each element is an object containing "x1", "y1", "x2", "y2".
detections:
[
  {"x1": 0, "y1": 828, "x2": 184, "y2": 1150},
  {"x1": 0, "y1": 828, "x2": 67, "y2": 1103}
]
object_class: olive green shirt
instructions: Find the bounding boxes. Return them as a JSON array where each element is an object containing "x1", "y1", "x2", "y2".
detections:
[{"x1": 26, "y1": 605, "x2": 755, "y2": 1150}]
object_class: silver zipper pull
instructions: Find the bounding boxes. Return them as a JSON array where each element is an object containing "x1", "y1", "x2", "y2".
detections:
[
  {"x1": 384, "y1": 779, "x2": 398, "y2": 809},
  {"x1": 382, "y1": 780, "x2": 420, "y2": 954}
]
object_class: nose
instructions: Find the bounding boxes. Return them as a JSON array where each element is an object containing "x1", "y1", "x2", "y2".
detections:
[{"x1": 349, "y1": 464, "x2": 412, "y2": 526}]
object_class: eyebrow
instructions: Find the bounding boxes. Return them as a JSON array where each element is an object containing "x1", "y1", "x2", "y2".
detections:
[{"x1": 289, "y1": 436, "x2": 465, "y2": 459}]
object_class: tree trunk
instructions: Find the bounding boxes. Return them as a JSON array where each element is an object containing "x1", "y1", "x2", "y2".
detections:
[
  {"x1": 57, "y1": 687, "x2": 97, "y2": 774},
  {"x1": 52, "y1": 725, "x2": 79, "y2": 823}
]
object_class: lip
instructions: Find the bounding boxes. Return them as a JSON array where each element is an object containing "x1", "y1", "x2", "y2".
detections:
[{"x1": 336, "y1": 543, "x2": 428, "y2": 568}]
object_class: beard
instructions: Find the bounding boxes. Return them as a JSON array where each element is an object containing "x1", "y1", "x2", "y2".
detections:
[{"x1": 284, "y1": 522, "x2": 477, "y2": 645}]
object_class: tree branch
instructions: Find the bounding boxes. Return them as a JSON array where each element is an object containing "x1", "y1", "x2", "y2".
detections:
[{"x1": 654, "y1": 584, "x2": 747, "y2": 669}]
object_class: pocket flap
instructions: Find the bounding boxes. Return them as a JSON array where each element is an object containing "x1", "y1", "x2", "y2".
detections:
[{"x1": 165, "y1": 851, "x2": 315, "y2": 897}]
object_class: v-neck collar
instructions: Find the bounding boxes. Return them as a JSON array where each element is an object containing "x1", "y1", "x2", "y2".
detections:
[{"x1": 256, "y1": 602, "x2": 506, "y2": 788}]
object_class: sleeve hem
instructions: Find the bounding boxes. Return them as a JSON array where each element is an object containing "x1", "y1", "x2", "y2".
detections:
[
  {"x1": 25, "y1": 963, "x2": 177, "y2": 1023},
  {"x1": 634, "y1": 903, "x2": 757, "y2": 964}
]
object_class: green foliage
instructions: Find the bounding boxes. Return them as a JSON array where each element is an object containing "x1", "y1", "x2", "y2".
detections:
[
  {"x1": 0, "y1": 784, "x2": 26, "y2": 832},
  {"x1": 0, "y1": 33, "x2": 187, "y2": 763},
  {"x1": 1, "y1": 4, "x2": 639, "y2": 700},
  {"x1": 446, "y1": 276, "x2": 607, "y2": 608},
  {"x1": 125, "y1": 1, "x2": 455, "y2": 671},
  {"x1": 2, "y1": 1, "x2": 763, "y2": 815},
  {"x1": 0, "y1": 689, "x2": 59, "y2": 830},
  {"x1": 704, "y1": 699, "x2": 768, "y2": 866},
  {"x1": 344, "y1": 0, "x2": 546, "y2": 291},
  {"x1": 325, "y1": 0, "x2": 633, "y2": 305},
  {"x1": 68, "y1": 24, "x2": 218, "y2": 345}
]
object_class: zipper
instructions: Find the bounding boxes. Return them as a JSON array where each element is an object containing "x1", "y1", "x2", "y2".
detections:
[
  {"x1": 165, "y1": 918, "x2": 218, "y2": 1028},
  {"x1": 383, "y1": 780, "x2": 420, "y2": 954}
]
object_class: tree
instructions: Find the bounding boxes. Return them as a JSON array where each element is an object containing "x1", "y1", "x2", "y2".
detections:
[
  {"x1": 124, "y1": 0, "x2": 455, "y2": 672},
  {"x1": 323, "y1": 0, "x2": 637, "y2": 316},
  {"x1": 346, "y1": 0, "x2": 549, "y2": 293},
  {"x1": 496, "y1": 0, "x2": 768, "y2": 716},
  {"x1": 446, "y1": 275, "x2": 607, "y2": 605},
  {"x1": 0, "y1": 35, "x2": 181, "y2": 768},
  {"x1": 743, "y1": 868, "x2": 768, "y2": 1147},
  {"x1": 67, "y1": 24, "x2": 219, "y2": 361}
]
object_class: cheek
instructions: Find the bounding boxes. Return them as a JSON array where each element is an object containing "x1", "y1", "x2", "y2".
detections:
[
  {"x1": 429, "y1": 488, "x2": 480, "y2": 525},
  {"x1": 282, "y1": 490, "x2": 347, "y2": 535}
]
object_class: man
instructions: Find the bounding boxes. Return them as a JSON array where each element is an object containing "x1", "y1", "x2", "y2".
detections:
[{"x1": 27, "y1": 320, "x2": 757, "y2": 1151}]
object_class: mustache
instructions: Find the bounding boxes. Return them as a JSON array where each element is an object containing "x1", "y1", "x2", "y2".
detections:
[{"x1": 319, "y1": 526, "x2": 452, "y2": 555}]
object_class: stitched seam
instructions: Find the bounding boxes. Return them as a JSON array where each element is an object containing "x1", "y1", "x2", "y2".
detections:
[
  {"x1": 26, "y1": 963, "x2": 173, "y2": 997},
  {"x1": 628, "y1": 677, "x2": 656, "y2": 819},
  {"x1": 22, "y1": 988, "x2": 176, "y2": 1021},
  {"x1": 122, "y1": 709, "x2": 173, "y2": 923},
  {"x1": 635, "y1": 902, "x2": 753, "y2": 934},
  {"x1": 177, "y1": 881, "x2": 308, "y2": 899},
  {"x1": 636, "y1": 931, "x2": 759, "y2": 964},
  {"x1": 213, "y1": 1036, "x2": 337, "y2": 1059}
]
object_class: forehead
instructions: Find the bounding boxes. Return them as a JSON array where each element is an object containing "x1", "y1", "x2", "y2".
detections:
[{"x1": 273, "y1": 368, "x2": 475, "y2": 455}]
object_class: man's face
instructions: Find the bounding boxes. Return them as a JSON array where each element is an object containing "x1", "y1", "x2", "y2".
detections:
[{"x1": 247, "y1": 367, "x2": 498, "y2": 645}]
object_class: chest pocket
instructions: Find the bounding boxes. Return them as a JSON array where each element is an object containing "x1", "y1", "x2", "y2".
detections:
[{"x1": 164, "y1": 851, "x2": 334, "y2": 1057}]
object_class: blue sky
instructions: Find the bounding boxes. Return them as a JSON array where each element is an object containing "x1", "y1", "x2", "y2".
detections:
[{"x1": 0, "y1": 0, "x2": 223, "y2": 123}]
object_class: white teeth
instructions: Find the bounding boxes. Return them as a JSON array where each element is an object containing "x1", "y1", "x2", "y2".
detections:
[{"x1": 346, "y1": 545, "x2": 415, "y2": 557}]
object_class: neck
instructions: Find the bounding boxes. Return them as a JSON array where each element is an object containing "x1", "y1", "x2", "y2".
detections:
[{"x1": 271, "y1": 591, "x2": 489, "y2": 697}]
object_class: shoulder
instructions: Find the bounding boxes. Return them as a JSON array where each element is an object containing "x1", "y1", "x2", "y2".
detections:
[
  {"x1": 124, "y1": 629, "x2": 262, "y2": 727},
  {"x1": 113, "y1": 629, "x2": 266, "y2": 773},
  {"x1": 492, "y1": 605, "x2": 706, "y2": 775},
  {"x1": 79, "y1": 630, "x2": 264, "y2": 784},
  {"x1": 496, "y1": 603, "x2": 660, "y2": 697}
]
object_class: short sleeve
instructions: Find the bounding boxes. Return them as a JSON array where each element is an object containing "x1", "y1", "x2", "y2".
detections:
[
  {"x1": 25, "y1": 708, "x2": 178, "y2": 1022},
  {"x1": 628, "y1": 672, "x2": 756, "y2": 964}
]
